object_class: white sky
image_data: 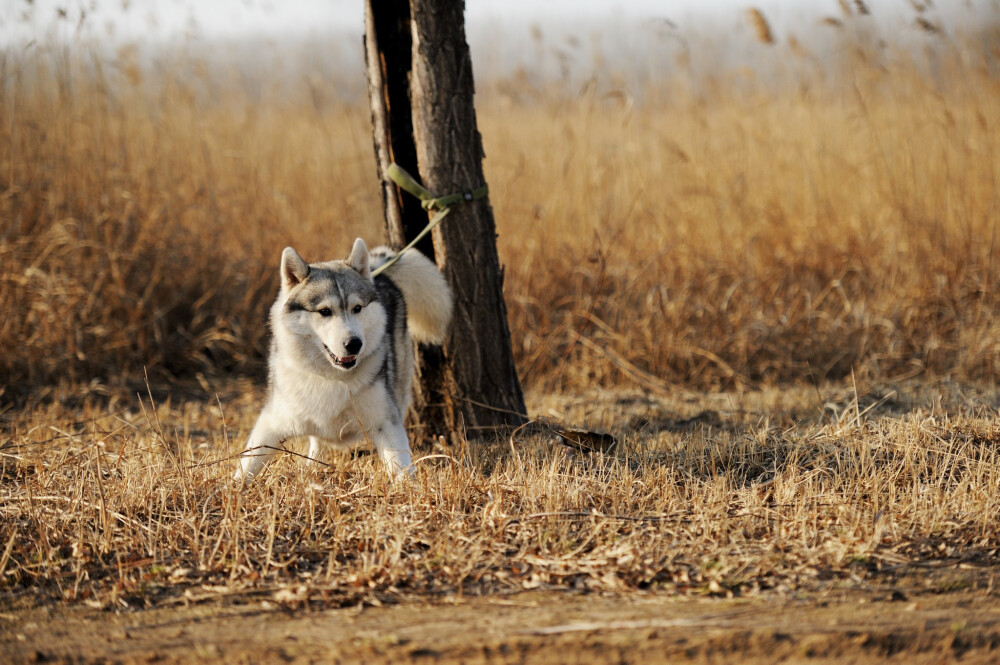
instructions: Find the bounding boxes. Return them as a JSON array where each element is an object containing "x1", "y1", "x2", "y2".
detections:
[
  {"x1": 1, "y1": 0, "x2": 994, "y2": 97},
  {"x1": 0, "y1": 0, "x2": 988, "y2": 47}
]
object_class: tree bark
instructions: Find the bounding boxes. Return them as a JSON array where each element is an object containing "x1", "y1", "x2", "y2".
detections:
[
  {"x1": 408, "y1": 0, "x2": 526, "y2": 435},
  {"x1": 364, "y1": 0, "x2": 526, "y2": 440},
  {"x1": 363, "y1": 0, "x2": 430, "y2": 258}
]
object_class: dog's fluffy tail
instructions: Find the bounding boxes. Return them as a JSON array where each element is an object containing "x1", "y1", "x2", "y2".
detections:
[{"x1": 371, "y1": 247, "x2": 453, "y2": 344}]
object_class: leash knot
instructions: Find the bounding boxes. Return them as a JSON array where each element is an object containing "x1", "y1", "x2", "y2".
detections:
[{"x1": 372, "y1": 164, "x2": 488, "y2": 277}]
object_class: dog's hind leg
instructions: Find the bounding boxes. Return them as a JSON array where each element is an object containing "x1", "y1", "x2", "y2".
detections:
[{"x1": 306, "y1": 435, "x2": 367, "y2": 470}]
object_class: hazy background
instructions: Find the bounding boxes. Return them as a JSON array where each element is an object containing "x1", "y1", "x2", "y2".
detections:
[
  {"x1": 2, "y1": 0, "x2": 1000, "y2": 396},
  {"x1": 3, "y1": 0, "x2": 997, "y2": 101}
]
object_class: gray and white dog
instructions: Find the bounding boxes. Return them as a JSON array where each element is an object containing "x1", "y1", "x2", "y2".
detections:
[{"x1": 234, "y1": 238, "x2": 452, "y2": 483}]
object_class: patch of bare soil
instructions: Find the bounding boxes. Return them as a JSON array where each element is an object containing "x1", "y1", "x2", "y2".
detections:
[{"x1": 4, "y1": 586, "x2": 1000, "y2": 664}]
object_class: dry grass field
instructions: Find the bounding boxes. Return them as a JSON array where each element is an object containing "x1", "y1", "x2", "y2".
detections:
[{"x1": 3, "y1": 7, "x2": 1000, "y2": 663}]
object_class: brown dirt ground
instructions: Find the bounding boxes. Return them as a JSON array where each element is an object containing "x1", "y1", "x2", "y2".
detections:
[{"x1": 4, "y1": 583, "x2": 1000, "y2": 664}]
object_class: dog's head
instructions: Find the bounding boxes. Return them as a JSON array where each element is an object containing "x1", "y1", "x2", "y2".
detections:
[{"x1": 278, "y1": 239, "x2": 385, "y2": 373}]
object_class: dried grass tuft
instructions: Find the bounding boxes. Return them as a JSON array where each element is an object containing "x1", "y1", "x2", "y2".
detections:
[
  {"x1": 1, "y1": 381, "x2": 997, "y2": 607},
  {"x1": 747, "y1": 8, "x2": 776, "y2": 45},
  {"x1": 916, "y1": 16, "x2": 941, "y2": 34}
]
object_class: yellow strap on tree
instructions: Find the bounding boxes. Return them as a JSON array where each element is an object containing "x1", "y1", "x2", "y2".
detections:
[{"x1": 371, "y1": 164, "x2": 488, "y2": 277}]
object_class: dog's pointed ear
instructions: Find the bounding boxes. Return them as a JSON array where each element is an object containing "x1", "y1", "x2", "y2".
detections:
[
  {"x1": 281, "y1": 247, "x2": 310, "y2": 289},
  {"x1": 347, "y1": 237, "x2": 371, "y2": 280}
]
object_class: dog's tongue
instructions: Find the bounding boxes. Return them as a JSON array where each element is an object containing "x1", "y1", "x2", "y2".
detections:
[{"x1": 338, "y1": 355, "x2": 357, "y2": 364}]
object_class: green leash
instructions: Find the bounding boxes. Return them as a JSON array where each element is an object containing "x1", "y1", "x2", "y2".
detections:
[{"x1": 370, "y1": 163, "x2": 488, "y2": 277}]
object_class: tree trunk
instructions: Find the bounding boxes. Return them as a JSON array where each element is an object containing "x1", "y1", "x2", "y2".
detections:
[
  {"x1": 363, "y1": 0, "x2": 429, "y2": 257},
  {"x1": 364, "y1": 0, "x2": 526, "y2": 440}
]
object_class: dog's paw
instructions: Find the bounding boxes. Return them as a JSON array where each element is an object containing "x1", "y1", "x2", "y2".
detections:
[
  {"x1": 393, "y1": 464, "x2": 415, "y2": 482},
  {"x1": 232, "y1": 468, "x2": 248, "y2": 486}
]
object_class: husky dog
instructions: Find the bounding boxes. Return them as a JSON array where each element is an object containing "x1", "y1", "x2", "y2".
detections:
[{"x1": 234, "y1": 238, "x2": 452, "y2": 483}]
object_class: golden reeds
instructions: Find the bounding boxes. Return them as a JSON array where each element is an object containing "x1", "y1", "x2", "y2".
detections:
[{"x1": 2, "y1": 34, "x2": 1000, "y2": 401}]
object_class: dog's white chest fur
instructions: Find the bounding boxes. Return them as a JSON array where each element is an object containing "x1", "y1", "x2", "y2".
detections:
[{"x1": 268, "y1": 351, "x2": 390, "y2": 444}]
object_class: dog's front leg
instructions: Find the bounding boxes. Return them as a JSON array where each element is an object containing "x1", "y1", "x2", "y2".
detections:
[
  {"x1": 373, "y1": 422, "x2": 413, "y2": 478},
  {"x1": 234, "y1": 415, "x2": 289, "y2": 484}
]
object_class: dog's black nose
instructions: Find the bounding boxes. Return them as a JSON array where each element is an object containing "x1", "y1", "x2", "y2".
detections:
[{"x1": 344, "y1": 337, "x2": 363, "y2": 355}]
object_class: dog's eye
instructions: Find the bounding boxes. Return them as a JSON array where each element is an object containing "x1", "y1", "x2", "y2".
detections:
[
  {"x1": 352, "y1": 304, "x2": 363, "y2": 314},
  {"x1": 317, "y1": 308, "x2": 332, "y2": 317}
]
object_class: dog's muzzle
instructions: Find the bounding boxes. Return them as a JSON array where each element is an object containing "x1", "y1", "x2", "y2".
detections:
[{"x1": 323, "y1": 344, "x2": 358, "y2": 370}]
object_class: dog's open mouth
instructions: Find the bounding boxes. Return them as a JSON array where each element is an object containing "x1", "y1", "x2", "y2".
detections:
[{"x1": 323, "y1": 345, "x2": 358, "y2": 370}]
